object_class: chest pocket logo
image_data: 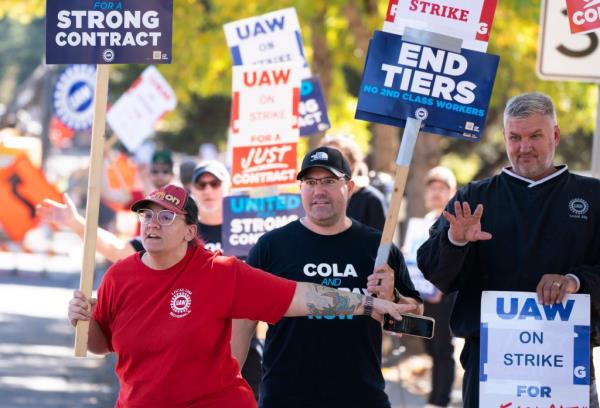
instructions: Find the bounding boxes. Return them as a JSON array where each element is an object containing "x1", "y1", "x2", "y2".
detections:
[
  {"x1": 170, "y1": 289, "x2": 192, "y2": 318},
  {"x1": 569, "y1": 198, "x2": 589, "y2": 219}
]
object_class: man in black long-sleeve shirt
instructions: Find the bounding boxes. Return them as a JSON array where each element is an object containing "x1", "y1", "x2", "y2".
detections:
[{"x1": 417, "y1": 92, "x2": 600, "y2": 407}]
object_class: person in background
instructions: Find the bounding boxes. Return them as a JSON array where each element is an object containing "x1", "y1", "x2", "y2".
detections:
[
  {"x1": 320, "y1": 133, "x2": 387, "y2": 230},
  {"x1": 179, "y1": 158, "x2": 197, "y2": 193},
  {"x1": 67, "y1": 184, "x2": 415, "y2": 408},
  {"x1": 417, "y1": 92, "x2": 600, "y2": 407},
  {"x1": 422, "y1": 166, "x2": 458, "y2": 408}
]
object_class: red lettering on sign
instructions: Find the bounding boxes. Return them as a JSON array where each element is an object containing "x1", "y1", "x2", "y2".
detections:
[
  {"x1": 243, "y1": 69, "x2": 291, "y2": 87},
  {"x1": 409, "y1": 0, "x2": 470, "y2": 22},
  {"x1": 567, "y1": 0, "x2": 600, "y2": 34}
]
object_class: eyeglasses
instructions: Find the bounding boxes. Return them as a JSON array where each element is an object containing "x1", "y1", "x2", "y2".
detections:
[
  {"x1": 194, "y1": 179, "x2": 222, "y2": 190},
  {"x1": 301, "y1": 177, "x2": 346, "y2": 189},
  {"x1": 137, "y1": 209, "x2": 178, "y2": 226}
]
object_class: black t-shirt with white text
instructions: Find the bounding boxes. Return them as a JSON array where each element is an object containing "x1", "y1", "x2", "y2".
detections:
[{"x1": 247, "y1": 219, "x2": 420, "y2": 408}]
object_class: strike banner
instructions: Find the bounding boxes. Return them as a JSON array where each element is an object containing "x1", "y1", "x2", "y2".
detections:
[
  {"x1": 0, "y1": 155, "x2": 63, "y2": 241},
  {"x1": 230, "y1": 63, "x2": 301, "y2": 141},
  {"x1": 355, "y1": 30, "x2": 499, "y2": 142},
  {"x1": 222, "y1": 193, "x2": 303, "y2": 257},
  {"x1": 480, "y1": 291, "x2": 590, "y2": 408},
  {"x1": 383, "y1": 0, "x2": 497, "y2": 52},
  {"x1": 299, "y1": 77, "x2": 331, "y2": 136},
  {"x1": 46, "y1": 0, "x2": 173, "y2": 64},
  {"x1": 230, "y1": 143, "x2": 297, "y2": 189},
  {"x1": 566, "y1": 0, "x2": 600, "y2": 34},
  {"x1": 107, "y1": 65, "x2": 176, "y2": 152},
  {"x1": 223, "y1": 8, "x2": 309, "y2": 75},
  {"x1": 402, "y1": 218, "x2": 440, "y2": 301},
  {"x1": 53, "y1": 65, "x2": 96, "y2": 131}
]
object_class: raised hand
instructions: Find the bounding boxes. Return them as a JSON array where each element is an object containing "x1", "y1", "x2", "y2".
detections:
[
  {"x1": 443, "y1": 201, "x2": 492, "y2": 244},
  {"x1": 37, "y1": 193, "x2": 80, "y2": 231}
]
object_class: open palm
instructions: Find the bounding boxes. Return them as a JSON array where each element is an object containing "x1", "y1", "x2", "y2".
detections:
[{"x1": 443, "y1": 201, "x2": 492, "y2": 243}]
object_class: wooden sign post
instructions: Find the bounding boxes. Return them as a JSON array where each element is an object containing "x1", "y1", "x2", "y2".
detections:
[{"x1": 74, "y1": 65, "x2": 109, "y2": 357}]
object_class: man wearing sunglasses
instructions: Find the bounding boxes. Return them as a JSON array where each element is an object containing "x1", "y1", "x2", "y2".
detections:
[{"x1": 232, "y1": 146, "x2": 423, "y2": 408}]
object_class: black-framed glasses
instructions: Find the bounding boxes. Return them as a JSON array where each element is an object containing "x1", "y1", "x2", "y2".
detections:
[
  {"x1": 301, "y1": 177, "x2": 346, "y2": 188},
  {"x1": 137, "y1": 209, "x2": 178, "y2": 226},
  {"x1": 195, "y1": 179, "x2": 222, "y2": 190}
]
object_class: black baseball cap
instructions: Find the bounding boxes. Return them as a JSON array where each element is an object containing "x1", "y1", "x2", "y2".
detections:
[{"x1": 297, "y1": 146, "x2": 352, "y2": 180}]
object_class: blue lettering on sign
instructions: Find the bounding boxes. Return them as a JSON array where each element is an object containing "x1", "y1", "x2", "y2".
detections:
[
  {"x1": 93, "y1": 1, "x2": 123, "y2": 10},
  {"x1": 230, "y1": 194, "x2": 301, "y2": 213},
  {"x1": 496, "y1": 297, "x2": 575, "y2": 321},
  {"x1": 516, "y1": 385, "x2": 551, "y2": 398},
  {"x1": 235, "y1": 16, "x2": 286, "y2": 40},
  {"x1": 301, "y1": 79, "x2": 314, "y2": 96}
]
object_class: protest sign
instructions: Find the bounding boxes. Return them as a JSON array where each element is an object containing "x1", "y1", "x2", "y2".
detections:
[
  {"x1": 230, "y1": 143, "x2": 297, "y2": 189},
  {"x1": 46, "y1": 0, "x2": 173, "y2": 64},
  {"x1": 223, "y1": 8, "x2": 309, "y2": 75},
  {"x1": 222, "y1": 193, "x2": 303, "y2": 257},
  {"x1": 299, "y1": 77, "x2": 331, "y2": 136},
  {"x1": 53, "y1": 65, "x2": 96, "y2": 131},
  {"x1": 107, "y1": 65, "x2": 177, "y2": 152},
  {"x1": 402, "y1": 218, "x2": 439, "y2": 301},
  {"x1": 566, "y1": 0, "x2": 600, "y2": 34},
  {"x1": 355, "y1": 30, "x2": 499, "y2": 142},
  {"x1": 230, "y1": 63, "x2": 301, "y2": 140},
  {"x1": 480, "y1": 291, "x2": 590, "y2": 407},
  {"x1": 383, "y1": 0, "x2": 497, "y2": 52}
]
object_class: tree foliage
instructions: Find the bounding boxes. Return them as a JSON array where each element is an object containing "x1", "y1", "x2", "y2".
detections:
[{"x1": 1, "y1": 0, "x2": 597, "y2": 179}]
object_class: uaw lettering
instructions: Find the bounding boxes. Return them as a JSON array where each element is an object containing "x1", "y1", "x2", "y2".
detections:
[
  {"x1": 46, "y1": 0, "x2": 173, "y2": 64},
  {"x1": 355, "y1": 30, "x2": 499, "y2": 141},
  {"x1": 299, "y1": 76, "x2": 331, "y2": 136},
  {"x1": 222, "y1": 194, "x2": 303, "y2": 257},
  {"x1": 479, "y1": 291, "x2": 590, "y2": 407},
  {"x1": 303, "y1": 263, "x2": 366, "y2": 321}
]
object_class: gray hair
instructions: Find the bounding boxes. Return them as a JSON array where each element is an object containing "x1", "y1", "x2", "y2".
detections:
[{"x1": 503, "y1": 92, "x2": 557, "y2": 126}]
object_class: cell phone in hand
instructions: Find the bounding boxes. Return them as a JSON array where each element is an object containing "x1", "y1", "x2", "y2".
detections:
[{"x1": 383, "y1": 313, "x2": 435, "y2": 339}]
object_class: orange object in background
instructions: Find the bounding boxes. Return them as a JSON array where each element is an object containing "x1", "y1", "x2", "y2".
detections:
[
  {"x1": 49, "y1": 116, "x2": 75, "y2": 148},
  {"x1": 105, "y1": 151, "x2": 137, "y2": 211},
  {"x1": 0, "y1": 154, "x2": 63, "y2": 242}
]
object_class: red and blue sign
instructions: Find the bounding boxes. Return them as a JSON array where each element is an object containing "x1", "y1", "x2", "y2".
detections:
[
  {"x1": 355, "y1": 30, "x2": 499, "y2": 142},
  {"x1": 45, "y1": 0, "x2": 173, "y2": 64}
]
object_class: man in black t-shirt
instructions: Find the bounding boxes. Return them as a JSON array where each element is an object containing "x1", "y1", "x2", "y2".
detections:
[{"x1": 232, "y1": 146, "x2": 422, "y2": 408}]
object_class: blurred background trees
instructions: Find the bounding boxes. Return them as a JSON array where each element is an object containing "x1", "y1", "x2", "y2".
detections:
[{"x1": 0, "y1": 0, "x2": 597, "y2": 217}]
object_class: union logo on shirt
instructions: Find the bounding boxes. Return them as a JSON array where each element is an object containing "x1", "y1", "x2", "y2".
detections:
[{"x1": 170, "y1": 288, "x2": 192, "y2": 318}]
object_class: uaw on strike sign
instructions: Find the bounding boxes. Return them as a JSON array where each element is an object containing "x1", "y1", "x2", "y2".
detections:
[
  {"x1": 229, "y1": 63, "x2": 300, "y2": 189},
  {"x1": 355, "y1": 30, "x2": 499, "y2": 141},
  {"x1": 46, "y1": 0, "x2": 173, "y2": 64},
  {"x1": 480, "y1": 291, "x2": 590, "y2": 408}
]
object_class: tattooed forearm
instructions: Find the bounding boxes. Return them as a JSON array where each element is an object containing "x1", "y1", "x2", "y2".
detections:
[{"x1": 305, "y1": 283, "x2": 365, "y2": 316}]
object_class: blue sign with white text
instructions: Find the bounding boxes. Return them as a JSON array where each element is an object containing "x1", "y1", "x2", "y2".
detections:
[
  {"x1": 356, "y1": 30, "x2": 499, "y2": 142},
  {"x1": 46, "y1": 0, "x2": 173, "y2": 64},
  {"x1": 222, "y1": 194, "x2": 303, "y2": 258},
  {"x1": 300, "y1": 77, "x2": 331, "y2": 136}
]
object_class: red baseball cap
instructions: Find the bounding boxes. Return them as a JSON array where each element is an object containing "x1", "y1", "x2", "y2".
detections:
[{"x1": 131, "y1": 185, "x2": 188, "y2": 215}]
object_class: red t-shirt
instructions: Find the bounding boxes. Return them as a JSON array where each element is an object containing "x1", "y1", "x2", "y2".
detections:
[{"x1": 92, "y1": 245, "x2": 296, "y2": 408}]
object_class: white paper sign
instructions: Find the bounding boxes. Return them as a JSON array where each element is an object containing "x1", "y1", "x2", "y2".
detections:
[
  {"x1": 383, "y1": 0, "x2": 497, "y2": 52},
  {"x1": 107, "y1": 65, "x2": 177, "y2": 152},
  {"x1": 223, "y1": 8, "x2": 310, "y2": 76},
  {"x1": 230, "y1": 63, "x2": 301, "y2": 145},
  {"x1": 480, "y1": 291, "x2": 590, "y2": 407}
]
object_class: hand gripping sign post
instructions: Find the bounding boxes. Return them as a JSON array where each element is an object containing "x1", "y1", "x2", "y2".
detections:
[
  {"x1": 46, "y1": 0, "x2": 173, "y2": 357},
  {"x1": 480, "y1": 291, "x2": 590, "y2": 407},
  {"x1": 355, "y1": 1, "x2": 499, "y2": 280}
]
